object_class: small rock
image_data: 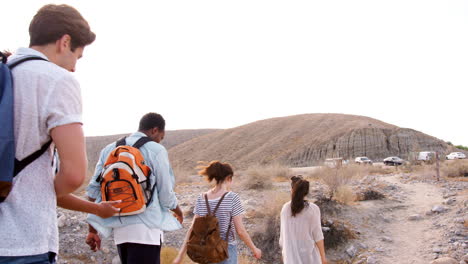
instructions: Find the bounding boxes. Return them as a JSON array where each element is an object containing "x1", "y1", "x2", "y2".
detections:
[
  {"x1": 345, "y1": 245, "x2": 357, "y2": 257},
  {"x1": 430, "y1": 257, "x2": 458, "y2": 264},
  {"x1": 432, "y1": 247, "x2": 442, "y2": 253},
  {"x1": 432, "y1": 205, "x2": 447, "y2": 213},
  {"x1": 367, "y1": 256, "x2": 378, "y2": 264},
  {"x1": 408, "y1": 214, "x2": 423, "y2": 221},
  {"x1": 444, "y1": 198, "x2": 457, "y2": 205},
  {"x1": 57, "y1": 215, "x2": 66, "y2": 228},
  {"x1": 321, "y1": 227, "x2": 331, "y2": 232},
  {"x1": 381, "y1": 236, "x2": 393, "y2": 243},
  {"x1": 102, "y1": 246, "x2": 110, "y2": 254}
]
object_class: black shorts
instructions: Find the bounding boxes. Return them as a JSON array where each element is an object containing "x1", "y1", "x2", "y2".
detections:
[{"x1": 117, "y1": 243, "x2": 161, "y2": 264}]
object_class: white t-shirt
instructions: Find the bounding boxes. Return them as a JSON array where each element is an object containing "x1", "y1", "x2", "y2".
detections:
[
  {"x1": 114, "y1": 224, "x2": 163, "y2": 246},
  {"x1": 0, "y1": 48, "x2": 82, "y2": 256}
]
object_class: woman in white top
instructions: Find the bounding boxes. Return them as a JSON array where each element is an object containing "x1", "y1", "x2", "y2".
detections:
[
  {"x1": 173, "y1": 161, "x2": 262, "y2": 264},
  {"x1": 280, "y1": 176, "x2": 327, "y2": 264}
]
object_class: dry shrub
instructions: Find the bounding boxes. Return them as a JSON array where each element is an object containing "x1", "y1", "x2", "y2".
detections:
[
  {"x1": 308, "y1": 166, "x2": 359, "y2": 200},
  {"x1": 322, "y1": 219, "x2": 357, "y2": 249},
  {"x1": 251, "y1": 191, "x2": 289, "y2": 263},
  {"x1": 334, "y1": 185, "x2": 356, "y2": 205},
  {"x1": 161, "y1": 247, "x2": 194, "y2": 264},
  {"x1": 356, "y1": 189, "x2": 385, "y2": 201},
  {"x1": 242, "y1": 163, "x2": 291, "y2": 190},
  {"x1": 441, "y1": 160, "x2": 468, "y2": 178}
]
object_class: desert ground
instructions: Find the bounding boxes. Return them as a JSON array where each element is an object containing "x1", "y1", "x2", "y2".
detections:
[{"x1": 57, "y1": 160, "x2": 468, "y2": 264}]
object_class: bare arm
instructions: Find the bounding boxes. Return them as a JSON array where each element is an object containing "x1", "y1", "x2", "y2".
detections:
[
  {"x1": 233, "y1": 215, "x2": 262, "y2": 259},
  {"x1": 57, "y1": 194, "x2": 120, "y2": 218},
  {"x1": 51, "y1": 124, "x2": 87, "y2": 197},
  {"x1": 173, "y1": 215, "x2": 199, "y2": 264},
  {"x1": 315, "y1": 239, "x2": 327, "y2": 264}
]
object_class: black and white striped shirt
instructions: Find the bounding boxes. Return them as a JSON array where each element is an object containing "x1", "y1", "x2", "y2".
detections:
[{"x1": 193, "y1": 191, "x2": 245, "y2": 244}]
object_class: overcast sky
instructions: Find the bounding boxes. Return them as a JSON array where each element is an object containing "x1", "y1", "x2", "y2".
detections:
[{"x1": 2, "y1": 0, "x2": 468, "y2": 146}]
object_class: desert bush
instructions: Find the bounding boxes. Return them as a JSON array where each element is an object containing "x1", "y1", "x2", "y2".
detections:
[
  {"x1": 307, "y1": 166, "x2": 359, "y2": 200},
  {"x1": 334, "y1": 185, "x2": 356, "y2": 205},
  {"x1": 364, "y1": 165, "x2": 394, "y2": 175},
  {"x1": 442, "y1": 160, "x2": 468, "y2": 178},
  {"x1": 356, "y1": 189, "x2": 385, "y2": 201},
  {"x1": 322, "y1": 219, "x2": 357, "y2": 249},
  {"x1": 251, "y1": 192, "x2": 289, "y2": 263},
  {"x1": 241, "y1": 163, "x2": 291, "y2": 190}
]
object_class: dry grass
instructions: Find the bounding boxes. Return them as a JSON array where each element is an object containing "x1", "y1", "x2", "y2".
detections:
[
  {"x1": 240, "y1": 163, "x2": 292, "y2": 190},
  {"x1": 334, "y1": 185, "x2": 356, "y2": 205},
  {"x1": 322, "y1": 219, "x2": 357, "y2": 249},
  {"x1": 307, "y1": 165, "x2": 360, "y2": 200},
  {"x1": 441, "y1": 160, "x2": 468, "y2": 178},
  {"x1": 161, "y1": 247, "x2": 195, "y2": 264}
]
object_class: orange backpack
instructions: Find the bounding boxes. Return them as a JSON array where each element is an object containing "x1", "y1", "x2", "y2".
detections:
[{"x1": 97, "y1": 137, "x2": 153, "y2": 216}]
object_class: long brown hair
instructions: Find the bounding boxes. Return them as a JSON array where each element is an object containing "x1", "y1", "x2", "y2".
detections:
[{"x1": 290, "y1": 176, "x2": 309, "y2": 217}]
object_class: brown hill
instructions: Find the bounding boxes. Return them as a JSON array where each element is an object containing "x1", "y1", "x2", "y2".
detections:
[
  {"x1": 168, "y1": 114, "x2": 454, "y2": 170},
  {"x1": 85, "y1": 129, "x2": 219, "y2": 173}
]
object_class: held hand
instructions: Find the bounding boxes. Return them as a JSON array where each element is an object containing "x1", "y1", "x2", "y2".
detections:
[
  {"x1": 174, "y1": 213, "x2": 183, "y2": 224},
  {"x1": 96, "y1": 200, "x2": 121, "y2": 218},
  {"x1": 253, "y1": 247, "x2": 262, "y2": 259},
  {"x1": 85, "y1": 232, "x2": 101, "y2": 252}
]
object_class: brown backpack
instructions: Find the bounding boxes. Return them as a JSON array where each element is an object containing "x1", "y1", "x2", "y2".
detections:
[{"x1": 187, "y1": 192, "x2": 232, "y2": 264}]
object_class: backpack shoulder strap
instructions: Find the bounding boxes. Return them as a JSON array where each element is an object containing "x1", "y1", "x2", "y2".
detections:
[
  {"x1": 8, "y1": 56, "x2": 48, "y2": 69},
  {"x1": 116, "y1": 137, "x2": 127, "y2": 147},
  {"x1": 133, "y1": 136, "x2": 152, "y2": 149},
  {"x1": 204, "y1": 193, "x2": 212, "y2": 215},
  {"x1": 212, "y1": 192, "x2": 229, "y2": 215},
  {"x1": 14, "y1": 140, "x2": 52, "y2": 177}
]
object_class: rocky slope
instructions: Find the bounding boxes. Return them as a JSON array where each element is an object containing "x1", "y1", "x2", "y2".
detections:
[{"x1": 168, "y1": 114, "x2": 456, "y2": 170}]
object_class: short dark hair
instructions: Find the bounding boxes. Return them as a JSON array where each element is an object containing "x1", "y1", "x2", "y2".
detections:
[
  {"x1": 29, "y1": 4, "x2": 96, "y2": 51},
  {"x1": 138, "y1": 113, "x2": 165, "y2": 131}
]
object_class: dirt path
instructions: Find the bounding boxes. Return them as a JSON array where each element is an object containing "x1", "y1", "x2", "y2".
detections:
[{"x1": 363, "y1": 174, "x2": 445, "y2": 264}]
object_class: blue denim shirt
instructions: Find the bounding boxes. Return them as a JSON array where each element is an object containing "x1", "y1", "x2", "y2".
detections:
[{"x1": 86, "y1": 132, "x2": 182, "y2": 237}]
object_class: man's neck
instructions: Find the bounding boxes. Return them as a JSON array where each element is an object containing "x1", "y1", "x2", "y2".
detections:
[{"x1": 30, "y1": 45, "x2": 57, "y2": 63}]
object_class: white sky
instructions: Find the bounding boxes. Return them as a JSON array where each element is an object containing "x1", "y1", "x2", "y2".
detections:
[{"x1": 2, "y1": 1, "x2": 468, "y2": 146}]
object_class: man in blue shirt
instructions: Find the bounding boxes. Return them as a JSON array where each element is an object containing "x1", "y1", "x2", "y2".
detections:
[{"x1": 86, "y1": 112, "x2": 183, "y2": 264}]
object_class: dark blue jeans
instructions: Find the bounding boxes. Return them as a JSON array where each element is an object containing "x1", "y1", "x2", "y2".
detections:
[{"x1": 0, "y1": 252, "x2": 56, "y2": 264}]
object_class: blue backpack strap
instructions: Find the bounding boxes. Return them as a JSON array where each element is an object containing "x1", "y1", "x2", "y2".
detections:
[
  {"x1": 8, "y1": 56, "x2": 51, "y2": 177},
  {"x1": 0, "y1": 54, "x2": 49, "y2": 201}
]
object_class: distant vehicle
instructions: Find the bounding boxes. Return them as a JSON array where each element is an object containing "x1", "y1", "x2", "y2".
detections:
[
  {"x1": 446, "y1": 152, "x2": 466, "y2": 160},
  {"x1": 383, "y1": 156, "x2": 404, "y2": 166},
  {"x1": 417, "y1": 151, "x2": 436, "y2": 161},
  {"x1": 355, "y1": 157, "x2": 373, "y2": 165}
]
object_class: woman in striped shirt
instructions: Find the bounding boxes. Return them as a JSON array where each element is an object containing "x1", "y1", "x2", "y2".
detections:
[{"x1": 173, "y1": 161, "x2": 262, "y2": 264}]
